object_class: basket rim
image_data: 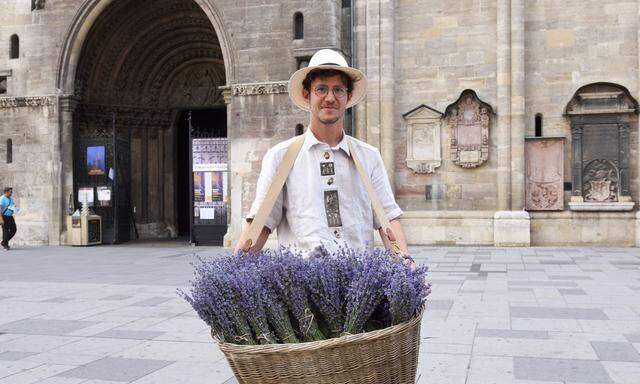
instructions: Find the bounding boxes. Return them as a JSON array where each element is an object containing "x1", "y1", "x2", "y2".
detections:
[{"x1": 216, "y1": 305, "x2": 425, "y2": 355}]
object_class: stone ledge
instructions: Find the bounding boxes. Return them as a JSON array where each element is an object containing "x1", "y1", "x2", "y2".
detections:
[{"x1": 569, "y1": 202, "x2": 635, "y2": 211}]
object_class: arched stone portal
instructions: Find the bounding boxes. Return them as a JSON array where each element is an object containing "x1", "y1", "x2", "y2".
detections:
[{"x1": 67, "y1": 0, "x2": 229, "y2": 243}]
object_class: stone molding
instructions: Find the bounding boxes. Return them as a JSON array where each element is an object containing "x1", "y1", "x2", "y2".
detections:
[
  {"x1": 568, "y1": 201, "x2": 635, "y2": 211},
  {"x1": 0, "y1": 96, "x2": 55, "y2": 108},
  {"x1": 222, "y1": 81, "x2": 289, "y2": 97}
]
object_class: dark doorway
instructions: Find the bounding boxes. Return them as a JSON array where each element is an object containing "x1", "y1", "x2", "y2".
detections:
[{"x1": 176, "y1": 108, "x2": 227, "y2": 239}]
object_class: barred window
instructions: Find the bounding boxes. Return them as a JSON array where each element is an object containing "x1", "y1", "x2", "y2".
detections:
[
  {"x1": 9, "y1": 35, "x2": 19, "y2": 59},
  {"x1": 294, "y1": 12, "x2": 303, "y2": 39}
]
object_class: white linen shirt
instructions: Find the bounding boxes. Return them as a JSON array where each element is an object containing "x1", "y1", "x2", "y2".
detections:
[{"x1": 246, "y1": 129, "x2": 403, "y2": 252}]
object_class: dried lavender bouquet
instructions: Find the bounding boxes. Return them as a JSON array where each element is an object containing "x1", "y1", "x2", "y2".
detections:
[{"x1": 179, "y1": 246, "x2": 429, "y2": 345}]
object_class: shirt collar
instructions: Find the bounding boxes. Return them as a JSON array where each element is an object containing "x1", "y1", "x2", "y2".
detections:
[{"x1": 302, "y1": 127, "x2": 351, "y2": 157}]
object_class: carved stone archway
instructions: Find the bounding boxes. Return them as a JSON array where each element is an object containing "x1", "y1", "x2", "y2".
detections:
[{"x1": 56, "y1": 0, "x2": 232, "y2": 243}]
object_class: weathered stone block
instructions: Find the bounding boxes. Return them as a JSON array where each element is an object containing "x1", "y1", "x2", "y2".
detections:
[{"x1": 493, "y1": 211, "x2": 530, "y2": 247}]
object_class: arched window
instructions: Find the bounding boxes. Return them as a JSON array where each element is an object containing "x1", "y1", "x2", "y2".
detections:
[
  {"x1": 6, "y1": 139, "x2": 12, "y2": 164},
  {"x1": 535, "y1": 113, "x2": 543, "y2": 137},
  {"x1": 294, "y1": 12, "x2": 304, "y2": 39},
  {"x1": 342, "y1": 0, "x2": 351, "y2": 8},
  {"x1": 9, "y1": 35, "x2": 19, "y2": 59},
  {"x1": 295, "y1": 124, "x2": 304, "y2": 136}
]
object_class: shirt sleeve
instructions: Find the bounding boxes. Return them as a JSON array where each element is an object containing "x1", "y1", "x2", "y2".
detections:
[
  {"x1": 369, "y1": 148, "x2": 403, "y2": 230},
  {"x1": 245, "y1": 147, "x2": 285, "y2": 232}
]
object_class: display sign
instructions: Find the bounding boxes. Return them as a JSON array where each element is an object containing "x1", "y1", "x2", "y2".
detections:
[
  {"x1": 87, "y1": 146, "x2": 106, "y2": 175},
  {"x1": 78, "y1": 187, "x2": 94, "y2": 206},
  {"x1": 192, "y1": 138, "x2": 228, "y2": 171},
  {"x1": 97, "y1": 186, "x2": 112, "y2": 207}
]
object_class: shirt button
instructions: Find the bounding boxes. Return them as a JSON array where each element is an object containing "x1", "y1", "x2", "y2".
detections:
[
  {"x1": 327, "y1": 177, "x2": 334, "y2": 185},
  {"x1": 334, "y1": 230, "x2": 340, "y2": 238},
  {"x1": 323, "y1": 152, "x2": 330, "y2": 160}
]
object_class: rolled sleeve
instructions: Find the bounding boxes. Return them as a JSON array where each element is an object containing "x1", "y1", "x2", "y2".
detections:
[
  {"x1": 370, "y1": 149, "x2": 403, "y2": 229},
  {"x1": 245, "y1": 148, "x2": 284, "y2": 232}
]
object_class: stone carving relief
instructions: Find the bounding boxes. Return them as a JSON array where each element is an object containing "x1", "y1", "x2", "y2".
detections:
[
  {"x1": 402, "y1": 104, "x2": 443, "y2": 174},
  {"x1": 231, "y1": 81, "x2": 289, "y2": 96},
  {"x1": 525, "y1": 138, "x2": 564, "y2": 211},
  {"x1": 444, "y1": 90, "x2": 494, "y2": 168},
  {"x1": 0, "y1": 96, "x2": 54, "y2": 108},
  {"x1": 583, "y1": 159, "x2": 618, "y2": 202}
]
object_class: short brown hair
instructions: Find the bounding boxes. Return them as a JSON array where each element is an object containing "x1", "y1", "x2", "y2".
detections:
[{"x1": 302, "y1": 69, "x2": 353, "y2": 93}]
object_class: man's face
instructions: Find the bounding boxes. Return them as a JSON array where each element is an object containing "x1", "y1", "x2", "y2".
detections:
[
  {"x1": 303, "y1": 75, "x2": 352, "y2": 125},
  {"x1": 4, "y1": 190, "x2": 11, "y2": 197}
]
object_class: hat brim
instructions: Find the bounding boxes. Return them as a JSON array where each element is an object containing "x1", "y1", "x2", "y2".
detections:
[{"x1": 288, "y1": 65, "x2": 367, "y2": 112}]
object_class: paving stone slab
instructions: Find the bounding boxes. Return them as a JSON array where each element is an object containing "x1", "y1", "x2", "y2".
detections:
[
  {"x1": 57, "y1": 357, "x2": 173, "y2": 382},
  {"x1": 510, "y1": 306, "x2": 609, "y2": 320},
  {"x1": 0, "y1": 319, "x2": 98, "y2": 336},
  {"x1": 513, "y1": 357, "x2": 612, "y2": 383},
  {"x1": 591, "y1": 341, "x2": 640, "y2": 362}
]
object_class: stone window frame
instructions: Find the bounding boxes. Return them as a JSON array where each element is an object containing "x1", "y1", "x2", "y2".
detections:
[
  {"x1": 535, "y1": 113, "x2": 543, "y2": 137},
  {"x1": 6, "y1": 139, "x2": 12, "y2": 164},
  {"x1": 9, "y1": 35, "x2": 19, "y2": 59},
  {"x1": 293, "y1": 12, "x2": 304, "y2": 40}
]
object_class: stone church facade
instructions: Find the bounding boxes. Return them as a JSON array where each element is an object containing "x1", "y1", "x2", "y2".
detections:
[{"x1": 0, "y1": 0, "x2": 639, "y2": 247}]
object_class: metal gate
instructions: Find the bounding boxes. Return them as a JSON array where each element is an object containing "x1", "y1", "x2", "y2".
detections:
[
  {"x1": 187, "y1": 110, "x2": 228, "y2": 245},
  {"x1": 74, "y1": 106, "x2": 132, "y2": 244}
]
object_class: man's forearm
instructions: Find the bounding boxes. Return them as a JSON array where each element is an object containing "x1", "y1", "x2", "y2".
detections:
[
  {"x1": 234, "y1": 219, "x2": 272, "y2": 254},
  {"x1": 378, "y1": 218, "x2": 409, "y2": 256}
]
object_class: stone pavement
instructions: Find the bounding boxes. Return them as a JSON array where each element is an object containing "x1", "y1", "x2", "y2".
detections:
[{"x1": 1, "y1": 244, "x2": 640, "y2": 383}]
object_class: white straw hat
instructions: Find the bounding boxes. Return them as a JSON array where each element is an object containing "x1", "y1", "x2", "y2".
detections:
[{"x1": 288, "y1": 49, "x2": 367, "y2": 111}]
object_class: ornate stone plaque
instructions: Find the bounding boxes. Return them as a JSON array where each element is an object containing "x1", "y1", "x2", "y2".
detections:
[
  {"x1": 525, "y1": 137, "x2": 564, "y2": 211},
  {"x1": 402, "y1": 105, "x2": 443, "y2": 174},
  {"x1": 444, "y1": 90, "x2": 494, "y2": 168},
  {"x1": 565, "y1": 83, "x2": 637, "y2": 211}
]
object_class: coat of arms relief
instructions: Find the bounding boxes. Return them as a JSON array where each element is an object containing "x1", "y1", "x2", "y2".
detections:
[{"x1": 444, "y1": 90, "x2": 494, "y2": 169}]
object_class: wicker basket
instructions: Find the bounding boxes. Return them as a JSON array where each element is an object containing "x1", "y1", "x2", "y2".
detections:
[{"x1": 216, "y1": 308, "x2": 424, "y2": 384}]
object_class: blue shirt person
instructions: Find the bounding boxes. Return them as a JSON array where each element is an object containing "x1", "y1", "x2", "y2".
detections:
[{"x1": 0, "y1": 187, "x2": 17, "y2": 250}]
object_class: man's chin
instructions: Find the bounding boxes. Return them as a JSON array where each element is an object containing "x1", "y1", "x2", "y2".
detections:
[{"x1": 319, "y1": 117, "x2": 340, "y2": 125}]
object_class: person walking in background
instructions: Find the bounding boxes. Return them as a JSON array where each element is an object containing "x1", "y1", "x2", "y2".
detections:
[{"x1": 0, "y1": 187, "x2": 17, "y2": 250}]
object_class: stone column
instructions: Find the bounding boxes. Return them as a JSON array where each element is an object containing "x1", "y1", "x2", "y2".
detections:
[
  {"x1": 57, "y1": 95, "x2": 78, "y2": 245},
  {"x1": 379, "y1": 0, "x2": 395, "y2": 189},
  {"x1": 494, "y1": 0, "x2": 530, "y2": 246},
  {"x1": 496, "y1": 0, "x2": 512, "y2": 211},
  {"x1": 510, "y1": 0, "x2": 525, "y2": 210},
  {"x1": 353, "y1": 0, "x2": 396, "y2": 188}
]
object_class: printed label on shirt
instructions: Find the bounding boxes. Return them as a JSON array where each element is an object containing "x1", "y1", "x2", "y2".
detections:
[
  {"x1": 324, "y1": 190, "x2": 342, "y2": 227},
  {"x1": 320, "y1": 162, "x2": 335, "y2": 176}
]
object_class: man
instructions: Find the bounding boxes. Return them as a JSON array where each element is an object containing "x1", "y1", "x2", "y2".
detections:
[
  {"x1": 235, "y1": 49, "x2": 411, "y2": 261},
  {"x1": 0, "y1": 187, "x2": 17, "y2": 250}
]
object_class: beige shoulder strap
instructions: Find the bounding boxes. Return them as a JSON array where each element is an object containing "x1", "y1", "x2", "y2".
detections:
[
  {"x1": 347, "y1": 140, "x2": 402, "y2": 255},
  {"x1": 241, "y1": 134, "x2": 306, "y2": 249}
]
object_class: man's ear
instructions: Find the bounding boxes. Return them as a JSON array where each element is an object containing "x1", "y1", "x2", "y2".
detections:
[{"x1": 302, "y1": 88, "x2": 310, "y2": 101}]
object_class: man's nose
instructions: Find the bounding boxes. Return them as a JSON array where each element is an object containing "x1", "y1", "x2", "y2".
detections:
[{"x1": 324, "y1": 89, "x2": 336, "y2": 102}]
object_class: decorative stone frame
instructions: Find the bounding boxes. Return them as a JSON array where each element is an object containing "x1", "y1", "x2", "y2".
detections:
[
  {"x1": 443, "y1": 90, "x2": 495, "y2": 168},
  {"x1": 402, "y1": 104, "x2": 443, "y2": 174},
  {"x1": 565, "y1": 83, "x2": 638, "y2": 211}
]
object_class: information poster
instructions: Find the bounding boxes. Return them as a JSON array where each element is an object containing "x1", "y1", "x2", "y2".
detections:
[
  {"x1": 78, "y1": 187, "x2": 94, "y2": 206},
  {"x1": 192, "y1": 138, "x2": 228, "y2": 224},
  {"x1": 87, "y1": 146, "x2": 106, "y2": 176},
  {"x1": 97, "y1": 186, "x2": 112, "y2": 207}
]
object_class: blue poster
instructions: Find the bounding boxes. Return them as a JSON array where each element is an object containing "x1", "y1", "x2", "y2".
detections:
[{"x1": 87, "y1": 146, "x2": 106, "y2": 176}]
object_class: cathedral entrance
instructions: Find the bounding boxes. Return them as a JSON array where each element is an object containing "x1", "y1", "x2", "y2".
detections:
[{"x1": 71, "y1": 0, "x2": 228, "y2": 243}]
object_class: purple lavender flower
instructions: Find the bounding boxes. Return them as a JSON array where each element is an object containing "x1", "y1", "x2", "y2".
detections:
[
  {"x1": 385, "y1": 262, "x2": 429, "y2": 325},
  {"x1": 306, "y1": 247, "x2": 344, "y2": 336},
  {"x1": 342, "y1": 248, "x2": 392, "y2": 335},
  {"x1": 263, "y1": 248, "x2": 325, "y2": 342}
]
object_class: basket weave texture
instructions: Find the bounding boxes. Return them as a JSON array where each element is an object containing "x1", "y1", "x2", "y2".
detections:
[{"x1": 217, "y1": 308, "x2": 424, "y2": 384}]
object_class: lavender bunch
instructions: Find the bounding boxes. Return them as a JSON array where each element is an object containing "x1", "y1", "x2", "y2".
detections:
[
  {"x1": 179, "y1": 256, "x2": 256, "y2": 345},
  {"x1": 306, "y1": 246, "x2": 344, "y2": 337},
  {"x1": 385, "y1": 262, "x2": 429, "y2": 325},
  {"x1": 227, "y1": 256, "x2": 277, "y2": 344},
  {"x1": 264, "y1": 248, "x2": 325, "y2": 342},
  {"x1": 342, "y1": 248, "x2": 393, "y2": 335},
  {"x1": 254, "y1": 252, "x2": 300, "y2": 343}
]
